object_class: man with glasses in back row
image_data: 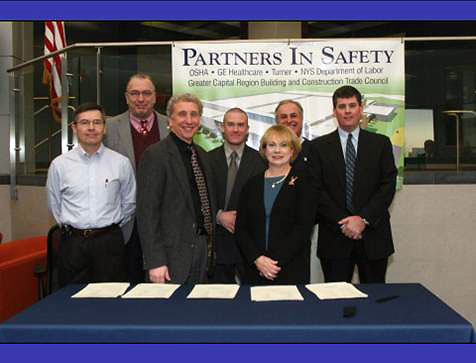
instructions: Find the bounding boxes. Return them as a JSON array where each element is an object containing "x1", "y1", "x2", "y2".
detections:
[
  {"x1": 104, "y1": 73, "x2": 169, "y2": 284},
  {"x1": 47, "y1": 103, "x2": 136, "y2": 287}
]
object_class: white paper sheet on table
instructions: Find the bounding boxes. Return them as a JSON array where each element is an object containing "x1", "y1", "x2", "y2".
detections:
[
  {"x1": 121, "y1": 283, "x2": 181, "y2": 299},
  {"x1": 71, "y1": 282, "x2": 130, "y2": 298},
  {"x1": 250, "y1": 285, "x2": 304, "y2": 302},
  {"x1": 187, "y1": 284, "x2": 240, "y2": 299},
  {"x1": 305, "y1": 282, "x2": 368, "y2": 300}
]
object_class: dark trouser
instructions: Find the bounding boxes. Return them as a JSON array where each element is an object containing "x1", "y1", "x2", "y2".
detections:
[
  {"x1": 58, "y1": 226, "x2": 127, "y2": 287},
  {"x1": 185, "y1": 235, "x2": 209, "y2": 284},
  {"x1": 320, "y1": 241, "x2": 388, "y2": 283},
  {"x1": 210, "y1": 263, "x2": 243, "y2": 284},
  {"x1": 126, "y1": 222, "x2": 145, "y2": 285}
]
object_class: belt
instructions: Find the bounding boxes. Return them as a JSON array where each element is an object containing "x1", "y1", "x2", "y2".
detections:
[{"x1": 64, "y1": 224, "x2": 118, "y2": 238}]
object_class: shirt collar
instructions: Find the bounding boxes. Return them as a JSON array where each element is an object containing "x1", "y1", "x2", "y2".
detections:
[
  {"x1": 223, "y1": 141, "x2": 245, "y2": 161},
  {"x1": 338, "y1": 126, "x2": 360, "y2": 141},
  {"x1": 129, "y1": 111, "x2": 155, "y2": 132},
  {"x1": 77, "y1": 143, "x2": 105, "y2": 158}
]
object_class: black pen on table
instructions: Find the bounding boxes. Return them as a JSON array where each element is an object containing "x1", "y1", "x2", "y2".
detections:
[{"x1": 376, "y1": 295, "x2": 400, "y2": 303}]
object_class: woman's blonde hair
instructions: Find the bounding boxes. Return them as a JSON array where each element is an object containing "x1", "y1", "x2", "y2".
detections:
[{"x1": 259, "y1": 124, "x2": 301, "y2": 162}]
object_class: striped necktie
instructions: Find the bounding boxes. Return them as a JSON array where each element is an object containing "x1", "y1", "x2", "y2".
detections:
[
  {"x1": 345, "y1": 133, "x2": 356, "y2": 214},
  {"x1": 189, "y1": 146, "x2": 214, "y2": 271}
]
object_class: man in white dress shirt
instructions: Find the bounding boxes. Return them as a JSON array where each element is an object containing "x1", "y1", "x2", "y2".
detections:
[{"x1": 46, "y1": 103, "x2": 136, "y2": 287}]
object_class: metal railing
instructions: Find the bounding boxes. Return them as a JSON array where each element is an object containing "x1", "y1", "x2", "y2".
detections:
[
  {"x1": 6, "y1": 36, "x2": 476, "y2": 199},
  {"x1": 7, "y1": 40, "x2": 175, "y2": 199}
]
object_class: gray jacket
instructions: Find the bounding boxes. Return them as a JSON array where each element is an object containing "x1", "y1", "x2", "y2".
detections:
[{"x1": 104, "y1": 110, "x2": 169, "y2": 242}]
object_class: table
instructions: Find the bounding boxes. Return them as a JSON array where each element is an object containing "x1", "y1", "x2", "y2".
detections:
[{"x1": 0, "y1": 283, "x2": 473, "y2": 343}]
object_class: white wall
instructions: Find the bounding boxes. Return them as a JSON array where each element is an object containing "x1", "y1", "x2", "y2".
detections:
[
  {"x1": 388, "y1": 184, "x2": 476, "y2": 326},
  {"x1": 9, "y1": 185, "x2": 55, "y2": 240}
]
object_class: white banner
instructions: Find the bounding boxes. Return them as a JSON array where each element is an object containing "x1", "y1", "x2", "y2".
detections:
[{"x1": 172, "y1": 39, "x2": 405, "y2": 185}]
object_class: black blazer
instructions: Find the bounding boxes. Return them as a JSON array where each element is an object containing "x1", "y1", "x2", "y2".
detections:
[
  {"x1": 137, "y1": 135, "x2": 217, "y2": 283},
  {"x1": 236, "y1": 168, "x2": 316, "y2": 285},
  {"x1": 309, "y1": 129, "x2": 397, "y2": 260},
  {"x1": 208, "y1": 145, "x2": 266, "y2": 264},
  {"x1": 291, "y1": 138, "x2": 312, "y2": 175}
]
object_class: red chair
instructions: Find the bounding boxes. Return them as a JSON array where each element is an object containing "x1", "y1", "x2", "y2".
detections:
[{"x1": 0, "y1": 236, "x2": 47, "y2": 322}]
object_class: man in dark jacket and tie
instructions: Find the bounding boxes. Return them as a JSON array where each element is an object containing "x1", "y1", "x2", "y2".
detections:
[
  {"x1": 309, "y1": 86, "x2": 397, "y2": 283},
  {"x1": 275, "y1": 99, "x2": 312, "y2": 173},
  {"x1": 208, "y1": 108, "x2": 266, "y2": 283},
  {"x1": 137, "y1": 93, "x2": 216, "y2": 284}
]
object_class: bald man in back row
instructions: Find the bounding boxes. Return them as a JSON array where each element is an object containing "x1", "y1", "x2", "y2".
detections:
[{"x1": 274, "y1": 99, "x2": 312, "y2": 174}]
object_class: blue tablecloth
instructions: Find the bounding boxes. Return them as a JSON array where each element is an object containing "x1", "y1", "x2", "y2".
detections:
[{"x1": 0, "y1": 283, "x2": 473, "y2": 342}]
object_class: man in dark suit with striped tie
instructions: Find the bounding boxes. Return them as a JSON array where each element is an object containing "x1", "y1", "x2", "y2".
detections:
[
  {"x1": 137, "y1": 93, "x2": 216, "y2": 284},
  {"x1": 309, "y1": 86, "x2": 397, "y2": 283},
  {"x1": 209, "y1": 108, "x2": 266, "y2": 283}
]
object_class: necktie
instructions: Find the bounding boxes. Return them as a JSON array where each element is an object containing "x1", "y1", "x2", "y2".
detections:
[
  {"x1": 189, "y1": 146, "x2": 214, "y2": 270},
  {"x1": 139, "y1": 120, "x2": 148, "y2": 136},
  {"x1": 345, "y1": 133, "x2": 356, "y2": 214},
  {"x1": 224, "y1": 151, "x2": 238, "y2": 210}
]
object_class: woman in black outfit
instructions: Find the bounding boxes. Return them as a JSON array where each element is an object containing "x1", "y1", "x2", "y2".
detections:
[{"x1": 236, "y1": 125, "x2": 316, "y2": 285}]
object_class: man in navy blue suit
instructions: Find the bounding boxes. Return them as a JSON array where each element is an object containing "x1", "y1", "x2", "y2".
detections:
[{"x1": 310, "y1": 86, "x2": 397, "y2": 283}]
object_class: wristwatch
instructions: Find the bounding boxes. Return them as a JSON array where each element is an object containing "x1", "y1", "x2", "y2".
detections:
[{"x1": 361, "y1": 217, "x2": 370, "y2": 226}]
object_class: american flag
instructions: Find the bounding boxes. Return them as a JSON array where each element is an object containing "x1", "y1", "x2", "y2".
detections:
[{"x1": 42, "y1": 21, "x2": 67, "y2": 122}]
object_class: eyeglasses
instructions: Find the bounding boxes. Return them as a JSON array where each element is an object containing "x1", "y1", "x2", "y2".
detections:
[
  {"x1": 127, "y1": 90, "x2": 155, "y2": 98},
  {"x1": 75, "y1": 119, "x2": 105, "y2": 127}
]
